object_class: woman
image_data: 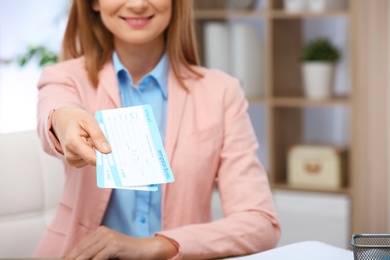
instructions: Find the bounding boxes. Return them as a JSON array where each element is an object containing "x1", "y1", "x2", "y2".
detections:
[{"x1": 35, "y1": 0, "x2": 281, "y2": 259}]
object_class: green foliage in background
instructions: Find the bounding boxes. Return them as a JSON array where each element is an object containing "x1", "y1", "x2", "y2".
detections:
[
  {"x1": 300, "y1": 38, "x2": 341, "y2": 63},
  {"x1": 15, "y1": 1, "x2": 70, "y2": 68},
  {"x1": 17, "y1": 45, "x2": 58, "y2": 67}
]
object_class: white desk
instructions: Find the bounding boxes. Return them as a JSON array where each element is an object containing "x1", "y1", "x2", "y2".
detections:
[{"x1": 231, "y1": 241, "x2": 354, "y2": 260}]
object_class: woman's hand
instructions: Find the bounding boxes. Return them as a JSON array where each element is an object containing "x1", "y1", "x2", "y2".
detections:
[
  {"x1": 51, "y1": 107, "x2": 111, "y2": 168},
  {"x1": 65, "y1": 226, "x2": 178, "y2": 260}
]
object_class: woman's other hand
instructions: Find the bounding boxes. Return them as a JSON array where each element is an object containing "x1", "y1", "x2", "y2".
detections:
[
  {"x1": 65, "y1": 226, "x2": 178, "y2": 260},
  {"x1": 51, "y1": 107, "x2": 111, "y2": 168}
]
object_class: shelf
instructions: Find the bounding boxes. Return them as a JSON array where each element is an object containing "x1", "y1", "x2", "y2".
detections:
[
  {"x1": 272, "y1": 183, "x2": 351, "y2": 195},
  {"x1": 245, "y1": 97, "x2": 351, "y2": 106},
  {"x1": 270, "y1": 97, "x2": 351, "y2": 107},
  {"x1": 271, "y1": 10, "x2": 350, "y2": 19},
  {"x1": 194, "y1": 0, "x2": 357, "y2": 238},
  {"x1": 247, "y1": 96, "x2": 268, "y2": 104},
  {"x1": 194, "y1": 9, "x2": 265, "y2": 20},
  {"x1": 194, "y1": 9, "x2": 350, "y2": 20}
]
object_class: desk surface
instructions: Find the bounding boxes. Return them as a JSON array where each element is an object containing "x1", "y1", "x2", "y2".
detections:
[
  {"x1": 230, "y1": 241, "x2": 353, "y2": 260},
  {"x1": 4, "y1": 241, "x2": 353, "y2": 260}
]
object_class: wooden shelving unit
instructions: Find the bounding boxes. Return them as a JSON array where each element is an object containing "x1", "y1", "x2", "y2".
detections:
[
  {"x1": 272, "y1": 183, "x2": 351, "y2": 195},
  {"x1": 271, "y1": 10, "x2": 349, "y2": 18},
  {"x1": 195, "y1": 9, "x2": 265, "y2": 20},
  {"x1": 193, "y1": 0, "x2": 357, "y2": 246},
  {"x1": 267, "y1": 0, "x2": 353, "y2": 198}
]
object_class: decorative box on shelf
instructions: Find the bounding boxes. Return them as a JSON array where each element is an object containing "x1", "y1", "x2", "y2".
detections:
[{"x1": 287, "y1": 145, "x2": 348, "y2": 189}]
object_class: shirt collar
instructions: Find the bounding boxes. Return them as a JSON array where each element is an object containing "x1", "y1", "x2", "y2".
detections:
[{"x1": 112, "y1": 51, "x2": 169, "y2": 99}]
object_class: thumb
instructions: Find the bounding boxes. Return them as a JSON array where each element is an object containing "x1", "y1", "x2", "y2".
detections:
[{"x1": 83, "y1": 117, "x2": 112, "y2": 154}]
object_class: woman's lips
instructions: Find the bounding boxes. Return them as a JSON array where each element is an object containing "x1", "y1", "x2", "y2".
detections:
[{"x1": 122, "y1": 16, "x2": 154, "y2": 27}]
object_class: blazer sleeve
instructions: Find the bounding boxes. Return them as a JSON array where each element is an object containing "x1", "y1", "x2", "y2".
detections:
[{"x1": 36, "y1": 62, "x2": 87, "y2": 158}]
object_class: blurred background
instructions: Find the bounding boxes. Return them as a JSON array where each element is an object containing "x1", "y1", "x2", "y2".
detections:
[{"x1": 0, "y1": 0, "x2": 389, "y2": 251}]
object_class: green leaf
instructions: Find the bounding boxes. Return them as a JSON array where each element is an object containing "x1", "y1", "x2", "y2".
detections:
[
  {"x1": 300, "y1": 38, "x2": 341, "y2": 62},
  {"x1": 15, "y1": 45, "x2": 58, "y2": 67}
]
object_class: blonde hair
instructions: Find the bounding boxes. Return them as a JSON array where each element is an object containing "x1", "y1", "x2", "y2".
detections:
[{"x1": 61, "y1": 0, "x2": 201, "y2": 88}]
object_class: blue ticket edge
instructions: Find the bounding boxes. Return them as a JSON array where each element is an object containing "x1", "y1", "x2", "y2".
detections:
[
  {"x1": 142, "y1": 105, "x2": 174, "y2": 183},
  {"x1": 96, "y1": 150, "x2": 104, "y2": 188},
  {"x1": 95, "y1": 105, "x2": 174, "y2": 188},
  {"x1": 95, "y1": 111, "x2": 122, "y2": 187}
]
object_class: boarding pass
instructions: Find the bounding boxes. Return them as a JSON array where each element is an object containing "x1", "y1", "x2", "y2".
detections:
[{"x1": 95, "y1": 105, "x2": 174, "y2": 191}]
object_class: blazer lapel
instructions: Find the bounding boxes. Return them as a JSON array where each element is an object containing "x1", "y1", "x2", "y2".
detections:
[
  {"x1": 164, "y1": 69, "x2": 188, "y2": 165},
  {"x1": 96, "y1": 61, "x2": 189, "y2": 180},
  {"x1": 96, "y1": 61, "x2": 121, "y2": 109},
  {"x1": 96, "y1": 61, "x2": 190, "y2": 156}
]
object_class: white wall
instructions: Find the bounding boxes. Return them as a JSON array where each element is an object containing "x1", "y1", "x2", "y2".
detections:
[
  {"x1": 0, "y1": 0, "x2": 67, "y2": 133},
  {"x1": 274, "y1": 190, "x2": 350, "y2": 249}
]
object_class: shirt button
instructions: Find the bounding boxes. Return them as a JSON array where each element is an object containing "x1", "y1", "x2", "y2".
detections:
[{"x1": 140, "y1": 216, "x2": 146, "y2": 223}]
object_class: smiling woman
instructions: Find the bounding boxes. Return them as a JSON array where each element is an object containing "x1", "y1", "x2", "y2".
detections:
[
  {"x1": 33, "y1": 0, "x2": 281, "y2": 259},
  {"x1": 91, "y1": 0, "x2": 173, "y2": 84}
]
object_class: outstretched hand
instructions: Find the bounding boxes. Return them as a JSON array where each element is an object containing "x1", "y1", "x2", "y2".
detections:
[{"x1": 51, "y1": 107, "x2": 111, "y2": 168}]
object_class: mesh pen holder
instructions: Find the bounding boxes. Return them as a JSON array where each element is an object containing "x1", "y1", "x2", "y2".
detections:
[{"x1": 351, "y1": 234, "x2": 390, "y2": 260}]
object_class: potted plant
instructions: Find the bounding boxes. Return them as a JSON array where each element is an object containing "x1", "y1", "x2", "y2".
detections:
[{"x1": 300, "y1": 38, "x2": 341, "y2": 99}]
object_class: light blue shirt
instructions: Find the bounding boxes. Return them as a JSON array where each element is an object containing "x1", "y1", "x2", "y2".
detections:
[{"x1": 101, "y1": 51, "x2": 168, "y2": 238}]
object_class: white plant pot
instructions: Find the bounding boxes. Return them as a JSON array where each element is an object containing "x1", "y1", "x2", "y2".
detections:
[
  {"x1": 307, "y1": 0, "x2": 327, "y2": 12},
  {"x1": 284, "y1": 0, "x2": 306, "y2": 13},
  {"x1": 302, "y1": 62, "x2": 335, "y2": 100}
]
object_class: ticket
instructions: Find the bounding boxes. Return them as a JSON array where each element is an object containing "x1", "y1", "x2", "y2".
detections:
[{"x1": 95, "y1": 105, "x2": 174, "y2": 190}]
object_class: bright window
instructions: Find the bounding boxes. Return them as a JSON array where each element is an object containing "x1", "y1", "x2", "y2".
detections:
[{"x1": 0, "y1": 0, "x2": 67, "y2": 133}]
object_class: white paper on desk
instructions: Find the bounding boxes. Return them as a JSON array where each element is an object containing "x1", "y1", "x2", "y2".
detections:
[
  {"x1": 229, "y1": 241, "x2": 353, "y2": 260},
  {"x1": 95, "y1": 105, "x2": 174, "y2": 190}
]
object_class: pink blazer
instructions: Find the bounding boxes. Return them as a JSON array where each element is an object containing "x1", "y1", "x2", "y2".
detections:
[{"x1": 34, "y1": 57, "x2": 280, "y2": 259}]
